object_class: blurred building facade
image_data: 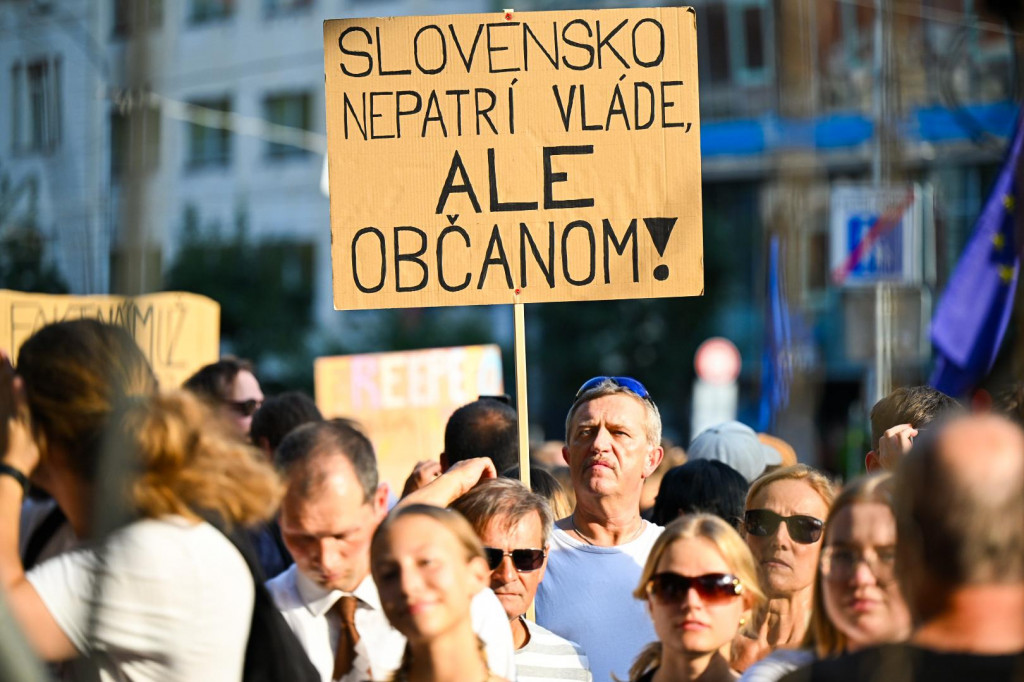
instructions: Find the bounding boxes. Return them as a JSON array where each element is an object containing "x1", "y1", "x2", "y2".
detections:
[
  {"x1": 1, "y1": 0, "x2": 1019, "y2": 468},
  {"x1": 0, "y1": 0, "x2": 489, "y2": 347}
]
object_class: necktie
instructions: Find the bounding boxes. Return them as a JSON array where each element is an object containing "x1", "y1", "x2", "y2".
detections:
[{"x1": 332, "y1": 595, "x2": 360, "y2": 681}]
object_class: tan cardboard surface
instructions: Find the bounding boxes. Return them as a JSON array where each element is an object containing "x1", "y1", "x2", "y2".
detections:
[
  {"x1": 315, "y1": 344, "x2": 503, "y2": 490},
  {"x1": 324, "y1": 7, "x2": 703, "y2": 310},
  {"x1": 0, "y1": 290, "x2": 221, "y2": 389}
]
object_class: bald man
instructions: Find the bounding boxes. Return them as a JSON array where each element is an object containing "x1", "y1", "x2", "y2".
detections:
[{"x1": 783, "y1": 414, "x2": 1024, "y2": 681}]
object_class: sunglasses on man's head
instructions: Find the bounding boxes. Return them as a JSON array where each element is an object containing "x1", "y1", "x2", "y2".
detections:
[
  {"x1": 646, "y1": 572, "x2": 744, "y2": 605},
  {"x1": 744, "y1": 509, "x2": 824, "y2": 544},
  {"x1": 227, "y1": 399, "x2": 262, "y2": 418},
  {"x1": 483, "y1": 547, "x2": 546, "y2": 572},
  {"x1": 575, "y1": 376, "x2": 652, "y2": 401}
]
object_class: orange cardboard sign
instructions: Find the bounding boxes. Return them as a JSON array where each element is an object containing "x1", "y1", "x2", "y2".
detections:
[
  {"x1": 315, "y1": 345, "x2": 503, "y2": 490},
  {"x1": 0, "y1": 290, "x2": 220, "y2": 389},
  {"x1": 324, "y1": 7, "x2": 703, "y2": 310}
]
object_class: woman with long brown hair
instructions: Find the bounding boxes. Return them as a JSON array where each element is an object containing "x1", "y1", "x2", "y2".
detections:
[{"x1": 0, "y1": 320, "x2": 282, "y2": 680}]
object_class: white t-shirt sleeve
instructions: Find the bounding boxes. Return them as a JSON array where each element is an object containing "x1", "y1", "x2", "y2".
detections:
[
  {"x1": 24, "y1": 543, "x2": 97, "y2": 652},
  {"x1": 26, "y1": 518, "x2": 254, "y2": 682},
  {"x1": 472, "y1": 587, "x2": 518, "y2": 680}
]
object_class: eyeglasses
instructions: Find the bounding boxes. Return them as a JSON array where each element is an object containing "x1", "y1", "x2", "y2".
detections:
[
  {"x1": 575, "y1": 376, "x2": 652, "y2": 401},
  {"x1": 646, "y1": 572, "x2": 744, "y2": 605},
  {"x1": 483, "y1": 547, "x2": 546, "y2": 572},
  {"x1": 227, "y1": 399, "x2": 262, "y2": 417},
  {"x1": 744, "y1": 509, "x2": 824, "y2": 544},
  {"x1": 820, "y1": 545, "x2": 897, "y2": 584}
]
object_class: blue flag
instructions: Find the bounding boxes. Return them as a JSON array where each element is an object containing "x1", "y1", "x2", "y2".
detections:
[
  {"x1": 929, "y1": 115, "x2": 1023, "y2": 397},
  {"x1": 760, "y1": 235, "x2": 793, "y2": 430}
]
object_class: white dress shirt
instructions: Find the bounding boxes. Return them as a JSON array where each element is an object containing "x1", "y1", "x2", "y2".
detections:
[{"x1": 267, "y1": 565, "x2": 517, "y2": 681}]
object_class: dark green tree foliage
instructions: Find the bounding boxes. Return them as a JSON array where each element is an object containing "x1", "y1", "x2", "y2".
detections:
[
  {"x1": 0, "y1": 224, "x2": 70, "y2": 294},
  {"x1": 0, "y1": 173, "x2": 69, "y2": 294},
  {"x1": 163, "y1": 205, "x2": 315, "y2": 389}
]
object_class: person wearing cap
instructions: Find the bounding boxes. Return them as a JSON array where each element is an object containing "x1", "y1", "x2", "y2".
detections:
[
  {"x1": 688, "y1": 421, "x2": 783, "y2": 483},
  {"x1": 534, "y1": 376, "x2": 665, "y2": 682}
]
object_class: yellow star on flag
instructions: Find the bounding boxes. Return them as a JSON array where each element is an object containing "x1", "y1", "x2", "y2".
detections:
[
  {"x1": 993, "y1": 233, "x2": 1006, "y2": 250},
  {"x1": 999, "y1": 265, "x2": 1015, "y2": 284},
  {"x1": 1003, "y1": 194, "x2": 1015, "y2": 212}
]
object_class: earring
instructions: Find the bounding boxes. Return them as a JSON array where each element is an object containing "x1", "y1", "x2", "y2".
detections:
[{"x1": 739, "y1": 617, "x2": 747, "y2": 627}]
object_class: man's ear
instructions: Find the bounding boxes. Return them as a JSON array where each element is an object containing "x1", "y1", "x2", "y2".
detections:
[
  {"x1": 257, "y1": 436, "x2": 272, "y2": 459},
  {"x1": 643, "y1": 446, "x2": 665, "y2": 479},
  {"x1": 561, "y1": 445, "x2": 570, "y2": 466},
  {"x1": 440, "y1": 451, "x2": 450, "y2": 472},
  {"x1": 865, "y1": 450, "x2": 880, "y2": 473},
  {"x1": 373, "y1": 483, "x2": 390, "y2": 517}
]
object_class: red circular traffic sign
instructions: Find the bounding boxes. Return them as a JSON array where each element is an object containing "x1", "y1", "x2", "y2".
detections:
[{"x1": 694, "y1": 337, "x2": 741, "y2": 384}]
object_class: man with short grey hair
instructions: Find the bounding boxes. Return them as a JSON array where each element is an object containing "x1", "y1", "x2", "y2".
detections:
[
  {"x1": 535, "y1": 376, "x2": 665, "y2": 682},
  {"x1": 452, "y1": 478, "x2": 592, "y2": 682}
]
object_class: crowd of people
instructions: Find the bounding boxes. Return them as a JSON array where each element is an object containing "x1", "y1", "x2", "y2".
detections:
[{"x1": 1, "y1": 318, "x2": 1024, "y2": 681}]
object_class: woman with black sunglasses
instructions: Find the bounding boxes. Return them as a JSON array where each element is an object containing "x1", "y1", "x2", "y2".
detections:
[
  {"x1": 732, "y1": 465, "x2": 836, "y2": 672},
  {"x1": 628, "y1": 514, "x2": 765, "y2": 682}
]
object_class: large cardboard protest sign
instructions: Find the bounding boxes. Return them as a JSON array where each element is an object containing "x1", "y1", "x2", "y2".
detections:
[
  {"x1": 324, "y1": 8, "x2": 703, "y2": 310},
  {"x1": 0, "y1": 290, "x2": 220, "y2": 388},
  {"x1": 315, "y1": 345, "x2": 503, "y2": 489}
]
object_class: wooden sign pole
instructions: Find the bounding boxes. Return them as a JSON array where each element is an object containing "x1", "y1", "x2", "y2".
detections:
[
  {"x1": 514, "y1": 298, "x2": 537, "y2": 622},
  {"x1": 513, "y1": 302, "x2": 531, "y2": 490}
]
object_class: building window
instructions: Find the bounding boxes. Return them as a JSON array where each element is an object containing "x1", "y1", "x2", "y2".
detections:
[
  {"x1": 741, "y1": 5, "x2": 766, "y2": 71},
  {"x1": 263, "y1": 0, "x2": 312, "y2": 18},
  {"x1": 264, "y1": 92, "x2": 312, "y2": 159},
  {"x1": 186, "y1": 98, "x2": 231, "y2": 169},
  {"x1": 113, "y1": 0, "x2": 163, "y2": 38},
  {"x1": 701, "y1": 4, "x2": 731, "y2": 84},
  {"x1": 111, "y1": 102, "x2": 161, "y2": 180},
  {"x1": 189, "y1": 0, "x2": 233, "y2": 24},
  {"x1": 695, "y1": 0, "x2": 771, "y2": 87},
  {"x1": 10, "y1": 58, "x2": 61, "y2": 155}
]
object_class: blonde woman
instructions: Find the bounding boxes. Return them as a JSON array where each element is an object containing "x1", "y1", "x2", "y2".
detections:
[
  {"x1": 733, "y1": 465, "x2": 836, "y2": 671},
  {"x1": 371, "y1": 504, "x2": 509, "y2": 682},
  {"x1": 0, "y1": 319, "x2": 282, "y2": 681},
  {"x1": 629, "y1": 513, "x2": 765, "y2": 682}
]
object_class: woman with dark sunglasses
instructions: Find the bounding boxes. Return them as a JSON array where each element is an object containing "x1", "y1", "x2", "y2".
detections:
[
  {"x1": 732, "y1": 465, "x2": 836, "y2": 672},
  {"x1": 628, "y1": 514, "x2": 765, "y2": 682}
]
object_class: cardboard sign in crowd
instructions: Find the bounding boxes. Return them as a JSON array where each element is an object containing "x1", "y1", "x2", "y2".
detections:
[
  {"x1": 0, "y1": 290, "x2": 220, "y2": 389},
  {"x1": 324, "y1": 7, "x2": 703, "y2": 310},
  {"x1": 315, "y1": 345, "x2": 504, "y2": 490}
]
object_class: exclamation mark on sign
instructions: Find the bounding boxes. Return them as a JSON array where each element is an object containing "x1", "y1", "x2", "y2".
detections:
[{"x1": 643, "y1": 217, "x2": 677, "y2": 281}]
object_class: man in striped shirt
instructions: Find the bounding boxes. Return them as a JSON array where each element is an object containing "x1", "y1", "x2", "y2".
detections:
[{"x1": 452, "y1": 478, "x2": 592, "y2": 682}]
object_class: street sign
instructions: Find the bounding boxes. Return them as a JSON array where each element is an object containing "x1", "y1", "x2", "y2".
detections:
[
  {"x1": 830, "y1": 184, "x2": 929, "y2": 287},
  {"x1": 694, "y1": 336, "x2": 741, "y2": 384}
]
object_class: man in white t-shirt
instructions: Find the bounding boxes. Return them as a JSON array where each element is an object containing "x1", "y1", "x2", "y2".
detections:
[
  {"x1": 535, "y1": 377, "x2": 665, "y2": 682},
  {"x1": 265, "y1": 419, "x2": 515, "y2": 682}
]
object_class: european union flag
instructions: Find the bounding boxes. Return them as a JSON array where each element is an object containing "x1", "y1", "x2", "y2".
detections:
[
  {"x1": 760, "y1": 235, "x2": 792, "y2": 430},
  {"x1": 929, "y1": 115, "x2": 1023, "y2": 397}
]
